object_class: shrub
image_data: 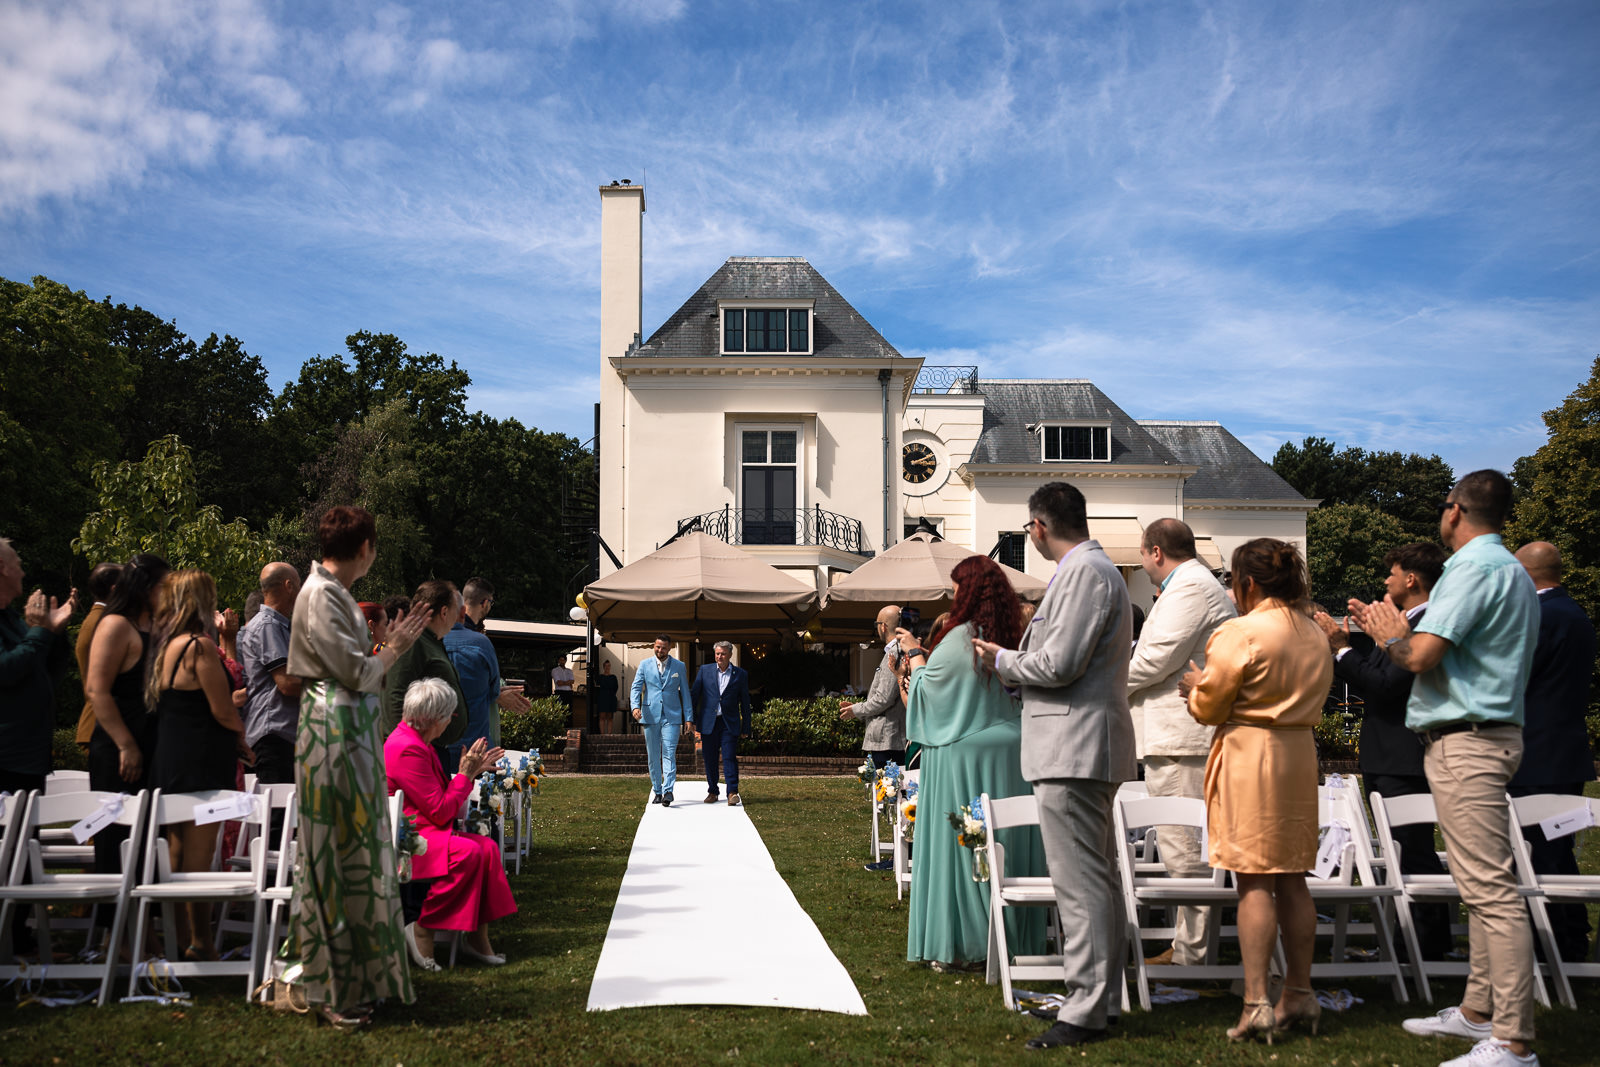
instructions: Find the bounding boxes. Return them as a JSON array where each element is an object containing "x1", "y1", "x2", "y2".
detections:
[
  {"x1": 52, "y1": 728, "x2": 88, "y2": 772},
  {"x1": 746, "y1": 697, "x2": 864, "y2": 757},
  {"x1": 1314, "y1": 708, "x2": 1360, "y2": 762},
  {"x1": 500, "y1": 696, "x2": 571, "y2": 753}
]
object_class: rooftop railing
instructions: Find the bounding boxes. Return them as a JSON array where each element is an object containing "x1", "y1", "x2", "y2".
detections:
[
  {"x1": 673, "y1": 503, "x2": 869, "y2": 556},
  {"x1": 912, "y1": 365, "x2": 980, "y2": 394}
]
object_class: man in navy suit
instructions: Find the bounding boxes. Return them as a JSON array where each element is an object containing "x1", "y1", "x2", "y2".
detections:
[
  {"x1": 692, "y1": 640, "x2": 753, "y2": 806},
  {"x1": 1511, "y1": 541, "x2": 1597, "y2": 962}
]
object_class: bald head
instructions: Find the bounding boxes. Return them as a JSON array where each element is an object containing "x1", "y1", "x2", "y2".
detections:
[
  {"x1": 875, "y1": 603, "x2": 901, "y2": 644},
  {"x1": 1514, "y1": 541, "x2": 1562, "y2": 590},
  {"x1": 259, "y1": 562, "x2": 302, "y2": 615}
]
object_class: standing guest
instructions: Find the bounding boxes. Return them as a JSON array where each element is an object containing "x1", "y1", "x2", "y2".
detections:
[
  {"x1": 285, "y1": 505, "x2": 431, "y2": 1030},
  {"x1": 900, "y1": 555, "x2": 1044, "y2": 969},
  {"x1": 384, "y1": 594, "x2": 412, "y2": 632},
  {"x1": 691, "y1": 640, "x2": 753, "y2": 806},
  {"x1": 1314, "y1": 543, "x2": 1455, "y2": 960},
  {"x1": 243, "y1": 590, "x2": 263, "y2": 626},
  {"x1": 238, "y1": 562, "x2": 303, "y2": 785},
  {"x1": 1182, "y1": 540, "x2": 1331, "y2": 1043},
  {"x1": 973, "y1": 483, "x2": 1135, "y2": 1050},
  {"x1": 460, "y1": 576, "x2": 494, "y2": 633},
  {"x1": 592, "y1": 658, "x2": 621, "y2": 733},
  {"x1": 550, "y1": 656, "x2": 575, "y2": 707},
  {"x1": 380, "y1": 581, "x2": 467, "y2": 750},
  {"x1": 386, "y1": 677, "x2": 516, "y2": 970},
  {"x1": 73, "y1": 562, "x2": 123, "y2": 748},
  {"x1": 630, "y1": 634, "x2": 692, "y2": 806},
  {"x1": 1509, "y1": 541, "x2": 1596, "y2": 963},
  {"x1": 445, "y1": 578, "x2": 528, "y2": 751},
  {"x1": 359, "y1": 602, "x2": 388, "y2": 653},
  {"x1": 839, "y1": 604, "x2": 908, "y2": 772},
  {"x1": 146, "y1": 569, "x2": 254, "y2": 958},
  {"x1": 85, "y1": 553, "x2": 170, "y2": 879},
  {"x1": 1127, "y1": 518, "x2": 1235, "y2": 968},
  {"x1": 1353, "y1": 471, "x2": 1541, "y2": 1067},
  {"x1": 0, "y1": 537, "x2": 75, "y2": 794},
  {"x1": 216, "y1": 605, "x2": 241, "y2": 664}
]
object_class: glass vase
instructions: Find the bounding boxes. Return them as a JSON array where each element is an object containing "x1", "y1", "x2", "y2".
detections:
[{"x1": 970, "y1": 844, "x2": 990, "y2": 883}]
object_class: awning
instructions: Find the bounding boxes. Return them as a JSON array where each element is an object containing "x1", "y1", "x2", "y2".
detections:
[
  {"x1": 1193, "y1": 536, "x2": 1226, "y2": 571},
  {"x1": 1088, "y1": 517, "x2": 1145, "y2": 567}
]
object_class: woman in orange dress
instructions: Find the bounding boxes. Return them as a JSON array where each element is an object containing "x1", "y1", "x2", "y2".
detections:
[{"x1": 1182, "y1": 538, "x2": 1332, "y2": 1043}]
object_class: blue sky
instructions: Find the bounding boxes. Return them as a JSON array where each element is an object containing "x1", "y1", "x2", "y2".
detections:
[{"x1": 4, "y1": 0, "x2": 1597, "y2": 477}]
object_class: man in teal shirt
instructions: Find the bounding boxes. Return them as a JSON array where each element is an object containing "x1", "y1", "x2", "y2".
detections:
[{"x1": 1355, "y1": 470, "x2": 1541, "y2": 1067}]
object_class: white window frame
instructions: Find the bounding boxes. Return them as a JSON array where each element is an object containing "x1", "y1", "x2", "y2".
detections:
[
  {"x1": 1038, "y1": 422, "x2": 1112, "y2": 463},
  {"x1": 720, "y1": 300, "x2": 815, "y2": 356}
]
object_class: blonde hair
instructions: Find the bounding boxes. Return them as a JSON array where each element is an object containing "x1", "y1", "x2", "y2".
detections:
[{"x1": 145, "y1": 569, "x2": 217, "y2": 710}]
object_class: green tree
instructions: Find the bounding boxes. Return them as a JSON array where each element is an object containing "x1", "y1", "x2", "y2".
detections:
[
  {"x1": 0, "y1": 275, "x2": 132, "y2": 585},
  {"x1": 1304, "y1": 503, "x2": 1411, "y2": 603},
  {"x1": 1508, "y1": 355, "x2": 1600, "y2": 619},
  {"x1": 74, "y1": 436, "x2": 276, "y2": 609},
  {"x1": 1272, "y1": 436, "x2": 1454, "y2": 541},
  {"x1": 105, "y1": 302, "x2": 276, "y2": 525}
]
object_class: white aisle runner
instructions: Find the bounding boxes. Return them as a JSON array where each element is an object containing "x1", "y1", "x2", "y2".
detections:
[{"x1": 586, "y1": 793, "x2": 868, "y2": 1014}]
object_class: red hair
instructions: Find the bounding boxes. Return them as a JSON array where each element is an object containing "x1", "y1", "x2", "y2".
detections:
[{"x1": 927, "y1": 556, "x2": 1023, "y2": 667}]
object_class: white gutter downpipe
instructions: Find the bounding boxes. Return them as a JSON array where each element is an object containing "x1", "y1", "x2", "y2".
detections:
[{"x1": 879, "y1": 367, "x2": 892, "y2": 552}]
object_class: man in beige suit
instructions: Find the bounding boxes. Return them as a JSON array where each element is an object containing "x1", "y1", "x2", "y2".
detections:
[
  {"x1": 975, "y1": 482, "x2": 1136, "y2": 1050},
  {"x1": 1128, "y1": 518, "x2": 1235, "y2": 967}
]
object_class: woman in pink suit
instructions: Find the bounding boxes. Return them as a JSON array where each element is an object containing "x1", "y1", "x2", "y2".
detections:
[{"x1": 385, "y1": 677, "x2": 516, "y2": 970}]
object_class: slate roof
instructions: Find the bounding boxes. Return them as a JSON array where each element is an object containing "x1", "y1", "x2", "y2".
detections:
[
  {"x1": 1137, "y1": 420, "x2": 1308, "y2": 501},
  {"x1": 630, "y1": 257, "x2": 901, "y2": 360},
  {"x1": 968, "y1": 380, "x2": 1183, "y2": 467}
]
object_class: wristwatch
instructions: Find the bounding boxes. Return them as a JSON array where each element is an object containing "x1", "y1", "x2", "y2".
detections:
[{"x1": 1384, "y1": 636, "x2": 1403, "y2": 647}]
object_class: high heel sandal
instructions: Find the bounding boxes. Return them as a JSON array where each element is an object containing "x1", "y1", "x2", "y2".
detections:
[
  {"x1": 316, "y1": 1004, "x2": 373, "y2": 1031},
  {"x1": 1274, "y1": 986, "x2": 1322, "y2": 1036},
  {"x1": 1227, "y1": 999, "x2": 1277, "y2": 1044}
]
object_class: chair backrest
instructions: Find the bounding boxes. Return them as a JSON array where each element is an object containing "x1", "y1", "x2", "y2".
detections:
[
  {"x1": 1113, "y1": 793, "x2": 1213, "y2": 904},
  {"x1": 141, "y1": 789, "x2": 266, "y2": 882},
  {"x1": 18, "y1": 790, "x2": 149, "y2": 884},
  {"x1": 44, "y1": 771, "x2": 92, "y2": 795},
  {"x1": 1506, "y1": 793, "x2": 1600, "y2": 883},
  {"x1": 984, "y1": 792, "x2": 1040, "y2": 833},
  {"x1": 272, "y1": 797, "x2": 300, "y2": 890},
  {"x1": 1372, "y1": 790, "x2": 1437, "y2": 829},
  {"x1": 0, "y1": 789, "x2": 26, "y2": 886}
]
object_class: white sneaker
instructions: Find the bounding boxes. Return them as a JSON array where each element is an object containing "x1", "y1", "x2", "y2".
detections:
[
  {"x1": 1403, "y1": 1006, "x2": 1493, "y2": 1041},
  {"x1": 1438, "y1": 1039, "x2": 1538, "y2": 1067}
]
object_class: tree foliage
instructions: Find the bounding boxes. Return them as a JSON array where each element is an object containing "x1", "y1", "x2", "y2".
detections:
[
  {"x1": 1508, "y1": 355, "x2": 1600, "y2": 620},
  {"x1": 75, "y1": 436, "x2": 275, "y2": 609},
  {"x1": 1304, "y1": 503, "x2": 1412, "y2": 603}
]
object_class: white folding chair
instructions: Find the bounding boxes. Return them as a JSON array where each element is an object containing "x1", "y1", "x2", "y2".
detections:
[
  {"x1": 38, "y1": 771, "x2": 96, "y2": 867},
  {"x1": 254, "y1": 794, "x2": 299, "y2": 996},
  {"x1": 892, "y1": 769, "x2": 919, "y2": 901},
  {"x1": 1508, "y1": 793, "x2": 1600, "y2": 1010},
  {"x1": 1298, "y1": 782, "x2": 1409, "y2": 1001},
  {"x1": 979, "y1": 792, "x2": 1062, "y2": 1010},
  {"x1": 1114, "y1": 793, "x2": 1242, "y2": 1010},
  {"x1": 496, "y1": 752, "x2": 533, "y2": 874},
  {"x1": 866, "y1": 777, "x2": 894, "y2": 866},
  {"x1": 1369, "y1": 790, "x2": 1552, "y2": 1007},
  {"x1": 0, "y1": 789, "x2": 150, "y2": 1005},
  {"x1": 44, "y1": 771, "x2": 91, "y2": 794},
  {"x1": 126, "y1": 789, "x2": 270, "y2": 999},
  {"x1": 215, "y1": 782, "x2": 297, "y2": 955}
]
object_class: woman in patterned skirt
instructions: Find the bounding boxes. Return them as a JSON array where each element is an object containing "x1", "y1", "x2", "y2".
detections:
[{"x1": 284, "y1": 505, "x2": 431, "y2": 1029}]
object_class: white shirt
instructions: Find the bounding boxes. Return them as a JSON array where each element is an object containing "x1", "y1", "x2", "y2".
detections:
[
  {"x1": 716, "y1": 664, "x2": 732, "y2": 703},
  {"x1": 551, "y1": 665, "x2": 574, "y2": 691}
]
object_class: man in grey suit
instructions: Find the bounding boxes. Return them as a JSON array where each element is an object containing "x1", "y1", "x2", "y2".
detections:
[
  {"x1": 976, "y1": 481, "x2": 1136, "y2": 1050},
  {"x1": 1129, "y1": 518, "x2": 1235, "y2": 967},
  {"x1": 841, "y1": 604, "x2": 909, "y2": 870}
]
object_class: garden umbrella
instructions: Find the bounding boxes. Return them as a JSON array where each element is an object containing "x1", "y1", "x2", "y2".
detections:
[{"x1": 582, "y1": 531, "x2": 818, "y2": 642}]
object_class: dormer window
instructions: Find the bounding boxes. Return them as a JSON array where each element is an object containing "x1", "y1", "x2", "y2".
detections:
[
  {"x1": 722, "y1": 304, "x2": 812, "y2": 354},
  {"x1": 1040, "y1": 423, "x2": 1111, "y2": 462}
]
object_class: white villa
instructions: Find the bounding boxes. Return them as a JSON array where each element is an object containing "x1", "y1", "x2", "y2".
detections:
[{"x1": 593, "y1": 182, "x2": 1312, "y2": 681}]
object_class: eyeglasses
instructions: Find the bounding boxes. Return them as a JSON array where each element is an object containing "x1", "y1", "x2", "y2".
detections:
[
  {"x1": 1436, "y1": 500, "x2": 1469, "y2": 517},
  {"x1": 1023, "y1": 519, "x2": 1039, "y2": 534}
]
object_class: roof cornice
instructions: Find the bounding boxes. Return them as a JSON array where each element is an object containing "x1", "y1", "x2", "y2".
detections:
[
  {"x1": 610, "y1": 355, "x2": 924, "y2": 376},
  {"x1": 1182, "y1": 498, "x2": 1320, "y2": 512},
  {"x1": 956, "y1": 462, "x2": 1198, "y2": 483}
]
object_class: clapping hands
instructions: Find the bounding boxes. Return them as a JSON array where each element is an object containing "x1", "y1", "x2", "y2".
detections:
[{"x1": 24, "y1": 588, "x2": 75, "y2": 632}]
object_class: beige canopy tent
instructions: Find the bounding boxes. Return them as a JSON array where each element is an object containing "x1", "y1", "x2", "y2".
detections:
[
  {"x1": 817, "y1": 531, "x2": 1047, "y2": 638},
  {"x1": 582, "y1": 531, "x2": 818, "y2": 642}
]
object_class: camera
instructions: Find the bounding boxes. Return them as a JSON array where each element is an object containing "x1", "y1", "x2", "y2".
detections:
[{"x1": 898, "y1": 606, "x2": 921, "y2": 631}]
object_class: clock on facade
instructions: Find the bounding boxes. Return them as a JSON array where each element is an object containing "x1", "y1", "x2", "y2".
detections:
[{"x1": 902, "y1": 441, "x2": 938, "y2": 484}]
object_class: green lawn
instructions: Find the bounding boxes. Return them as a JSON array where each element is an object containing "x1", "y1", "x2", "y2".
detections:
[{"x1": 2, "y1": 777, "x2": 1596, "y2": 1066}]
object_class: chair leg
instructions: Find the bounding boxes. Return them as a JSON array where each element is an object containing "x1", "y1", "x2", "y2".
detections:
[
  {"x1": 126, "y1": 900, "x2": 151, "y2": 1000},
  {"x1": 1367, "y1": 894, "x2": 1410, "y2": 1004},
  {"x1": 1129, "y1": 918, "x2": 1152, "y2": 1011},
  {"x1": 1527, "y1": 895, "x2": 1576, "y2": 1009},
  {"x1": 1393, "y1": 891, "x2": 1433, "y2": 1003}
]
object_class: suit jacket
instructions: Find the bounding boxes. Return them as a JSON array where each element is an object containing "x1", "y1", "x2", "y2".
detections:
[
  {"x1": 1127, "y1": 558, "x2": 1235, "y2": 758},
  {"x1": 1511, "y1": 586, "x2": 1597, "y2": 788},
  {"x1": 630, "y1": 655, "x2": 693, "y2": 726},
  {"x1": 1333, "y1": 609, "x2": 1428, "y2": 779},
  {"x1": 383, "y1": 720, "x2": 477, "y2": 881},
  {"x1": 849, "y1": 642, "x2": 907, "y2": 751},
  {"x1": 691, "y1": 663, "x2": 753, "y2": 735},
  {"x1": 994, "y1": 540, "x2": 1137, "y2": 784}
]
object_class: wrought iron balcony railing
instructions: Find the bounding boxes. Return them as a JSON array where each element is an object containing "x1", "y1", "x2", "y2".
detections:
[
  {"x1": 912, "y1": 365, "x2": 980, "y2": 394},
  {"x1": 675, "y1": 504, "x2": 869, "y2": 556}
]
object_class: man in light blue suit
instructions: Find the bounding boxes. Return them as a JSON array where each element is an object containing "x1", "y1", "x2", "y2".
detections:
[{"x1": 630, "y1": 633, "x2": 693, "y2": 806}]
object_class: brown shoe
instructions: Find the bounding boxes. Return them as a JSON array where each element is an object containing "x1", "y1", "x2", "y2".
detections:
[
  {"x1": 1144, "y1": 946, "x2": 1175, "y2": 966},
  {"x1": 728, "y1": 793, "x2": 742, "y2": 806},
  {"x1": 704, "y1": 793, "x2": 718, "y2": 804}
]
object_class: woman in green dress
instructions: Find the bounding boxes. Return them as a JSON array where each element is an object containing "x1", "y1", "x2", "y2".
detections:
[
  {"x1": 900, "y1": 554, "x2": 1047, "y2": 968},
  {"x1": 284, "y1": 506, "x2": 431, "y2": 1029}
]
